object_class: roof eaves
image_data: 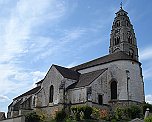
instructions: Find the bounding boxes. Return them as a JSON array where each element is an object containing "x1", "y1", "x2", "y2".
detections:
[{"x1": 13, "y1": 86, "x2": 41, "y2": 100}]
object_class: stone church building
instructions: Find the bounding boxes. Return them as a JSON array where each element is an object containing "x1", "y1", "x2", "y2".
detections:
[{"x1": 7, "y1": 7, "x2": 145, "y2": 118}]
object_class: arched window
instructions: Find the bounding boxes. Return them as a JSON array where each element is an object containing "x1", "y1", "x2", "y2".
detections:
[
  {"x1": 114, "y1": 36, "x2": 120, "y2": 45},
  {"x1": 116, "y1": 21, "x2": 120, "y2": 27},
  {"x1": 128, "y1": 36, "x2": 132, "y2": 44},
  {"x1": 111, "y1": 81, "x2": 117, "y2": 100},
  {"x1": 49, "y1": 85, "x2": 54, "y2": 103},
  {"x1": 117, "y1": 37, "x2": 120, "y2": 44},
  {"x1": 127, "y1": 32, "x2": 133, "y2": 44},
  {"x1": 33, "y1": 96, "x2": 36, "y2": 106}
]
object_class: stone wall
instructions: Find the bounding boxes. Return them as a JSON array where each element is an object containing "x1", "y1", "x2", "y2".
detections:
[
  {"x1": 90, "y1": 71, "x2": 109, "y2": 105},
  {"x1": 68, "y1": 87, "x2": 87, "y2": 104},
  {"x1": 78, "y1": 60, "x2": 144, "y2": 103},
  {"x1": 38, "y1": 66, "x2": 64, "y2": 107},
  {"x1": 0, "y1": 116, "x2": 25, "y2": 122},
  {"x1": 35, "y1": 104, "x2": 63, "y2": 118}
]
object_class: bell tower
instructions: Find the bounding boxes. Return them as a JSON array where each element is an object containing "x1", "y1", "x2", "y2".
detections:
[{"x1": 109, "y1": 6, "x2": 139, "y2": 61}]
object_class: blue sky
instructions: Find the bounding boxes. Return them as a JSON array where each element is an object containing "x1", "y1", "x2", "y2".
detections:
[{"x1": 0, "y1": 0, "x2": 152, "y2": 113}]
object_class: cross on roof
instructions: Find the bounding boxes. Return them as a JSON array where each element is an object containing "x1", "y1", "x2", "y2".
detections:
[{"x1": 120, "y1": 2, "x2": 123, "y2": 9}]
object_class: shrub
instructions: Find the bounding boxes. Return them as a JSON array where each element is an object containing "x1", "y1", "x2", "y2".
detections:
[
  {"x1": 122, "y1": 105, "x2": 142, "y2": 120},
  {"x1": 92, "y1": 107, "x2": 100, "y2": 119},
  {"x1": 71, "y1": 106, "x2": 82, "y2": 121},
  {"x1": 102, "y1": 111, "x2": 115, "y2": 121},
  {"x1": 113, "y1": 105, "x2": 142, "y2": 121},
  {"x1": 115, "y1": 107, "x2": 124, "y2": 120},
  {"x1": 25, "y1": 112, "x2": 41, "y2": 122},
  {"x1": 145, "y1": 115, "x2": 152, "y2": 122},
  {"x1": 35, "y1": 109, "x2": 47, "y2": 121},
  {"x1": 71, "y1": 106, "x2": 96, "y2": 120},
  {"x1": 55, "y1": 110, "x2": 67, "y2": 122},
  {"x1": 129, "y1": 105, "x2": 142, "y2": 119},
  {"x1": 82, "y1": 106, "x2": 93, "y2": 119}
]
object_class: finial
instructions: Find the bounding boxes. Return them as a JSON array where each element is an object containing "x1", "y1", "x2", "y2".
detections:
[{"x1": 120, "y1": 2, "x2": 123, "y2": 9}]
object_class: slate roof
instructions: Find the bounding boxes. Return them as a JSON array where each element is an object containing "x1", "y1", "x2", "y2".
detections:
[
  {"x1": 20, "y1": 96, "x2": 32, "y2": 105},
  {"x1": 11, "y1": 98, "x2": 22, "y2": 108},
  {"x1": 67, "y1": 68, "x2": 107, "y2": 89},
  {"x1": 14, "y1": 86, "x2": 41, "y2": 100},
  {"x1": 71, "y1": 51, "x2": 140, "y2": 71},
  {"x1": 53, "y1": 65, "x2": 80, "y2": 80}
]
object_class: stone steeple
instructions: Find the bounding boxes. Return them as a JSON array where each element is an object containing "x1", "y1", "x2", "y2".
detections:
[{"x1": 109, "y1": 6, "x2": 138, "y2": 61}]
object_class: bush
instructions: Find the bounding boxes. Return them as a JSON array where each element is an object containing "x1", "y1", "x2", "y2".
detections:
[
  {"x1": 71, "y1": 106, "x2": 82, "y2": 121},
  {"x1": 115, "y1": 107, "x2": 124, "y2": 120},
  {"x1": 102, "y1": 111, "x2": 115, "y2": 121},
  {"x1": 55, "y1": 110, "x2": 67, "y2": 122},
  {"x1": 126, "y1": 105, "x2": 142, "y2": 119},
  {"x1": 71, "y1": 106, "x2": 95, "y2": 121},
  {"x1": 145, "y1": 115, "x2": 152, "y2": 122},
  {"x1": 92, "y1": 107, "x2": 100, "y2": 119},
  {"x1": 82, "y1": 106, "x2": 93, "y2": 119},
  {"x1": 25, "y1": 112, "x2": 41, "y2": 122},
  {"x1": 113, "y1": 105, "x2": 142, "y2": 121}
]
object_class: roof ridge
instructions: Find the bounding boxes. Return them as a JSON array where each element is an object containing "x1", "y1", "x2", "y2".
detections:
[
  {"x1": 81, "y1": 68, "x2": 108, "y2": 75},
  {"x1": 53, "y1": 64, "x2": 80, "y2": 80},
  {"x1": 53, "y1": 64, "x2": 79, "y2": 73},
  {"x1": 70, "y1": 51, "x2": 140, "y2": 71}
]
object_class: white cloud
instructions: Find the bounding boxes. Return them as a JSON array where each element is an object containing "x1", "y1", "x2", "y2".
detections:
[
  {"x1": 138, "y1": 47, "x2": 152, "y2": 79},
  {"x1": 34, "y1": 28, "x2": 87, "y2": 60},
  {"x1": 0, "y1": 63, "x2": 31, "y2": 95},
  {"x1": 139, "y1": 47, "x2": 152, "y2": 61},
  {"x1": 0, "y1": 0, "x2": 67, "y2": 62},
  {"x1": 145, "y1": 95, "x2": 152, "y2": 104},
  {"x1": 66, "y1": 62, "x2": 78, "y2": 68},
  {"x1": 0, "y1": 0, "x2": 68, "y2": 106},
  {"x1": 0, "y1": 95, "x2": 10, "y2": 102},
  {"x1": 30, "y1": 71, "x2": 46, "y2": 87}
]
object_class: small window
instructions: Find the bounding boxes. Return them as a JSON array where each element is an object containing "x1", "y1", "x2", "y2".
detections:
[
  {"x1": 49, "y1": 85, "x2": 54, "y2": 103},
  {"x1": 33, "y1": 96, "x2": 36, "y2": 106},
  {"x1": 87, "y1": 94, "x2": 92, "y2": 101},
  {"x1": 116, "y1": 21, "x2": 120, "y2": 27},
  {"x1": 128, "y1": 36, "x2": 132, "y2": 44},
  {"x1": 115, "y1": 37, "x2": 120, "y2": 45},
  {"x1": 111, "y1": 81, "x2": 117, "y2": 100},
  {"x1": 87, "y1": 87, "x2": 92, "y2": 101},
  {"x1": 98, "y1": 95, "x2": 103, "y2": 105}
]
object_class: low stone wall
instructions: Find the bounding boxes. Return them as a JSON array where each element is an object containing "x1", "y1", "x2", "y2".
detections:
[
  {"x1": 109, "y1": 100, "x2": 143, "y2": 110},
  {"x1": 0, "y1": 116, "x2": 25, "y2": 122},
  {"x1": 35, "y1": 104, "x2": 64, "y2": 118}
]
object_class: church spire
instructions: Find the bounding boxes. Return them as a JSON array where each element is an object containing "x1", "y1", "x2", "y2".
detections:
[{"x1": 109, "y1": 6, "x2": 139, "y2": 61}]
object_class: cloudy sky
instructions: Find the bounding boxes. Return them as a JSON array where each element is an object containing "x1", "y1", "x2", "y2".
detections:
[{"x1": 0, "y1": 0, "x2": 152, "y2": 112}]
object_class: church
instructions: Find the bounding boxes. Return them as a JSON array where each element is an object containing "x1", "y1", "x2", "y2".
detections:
[{"x1": 7, "y1": 6, "x2": 145, "y2": 118}]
